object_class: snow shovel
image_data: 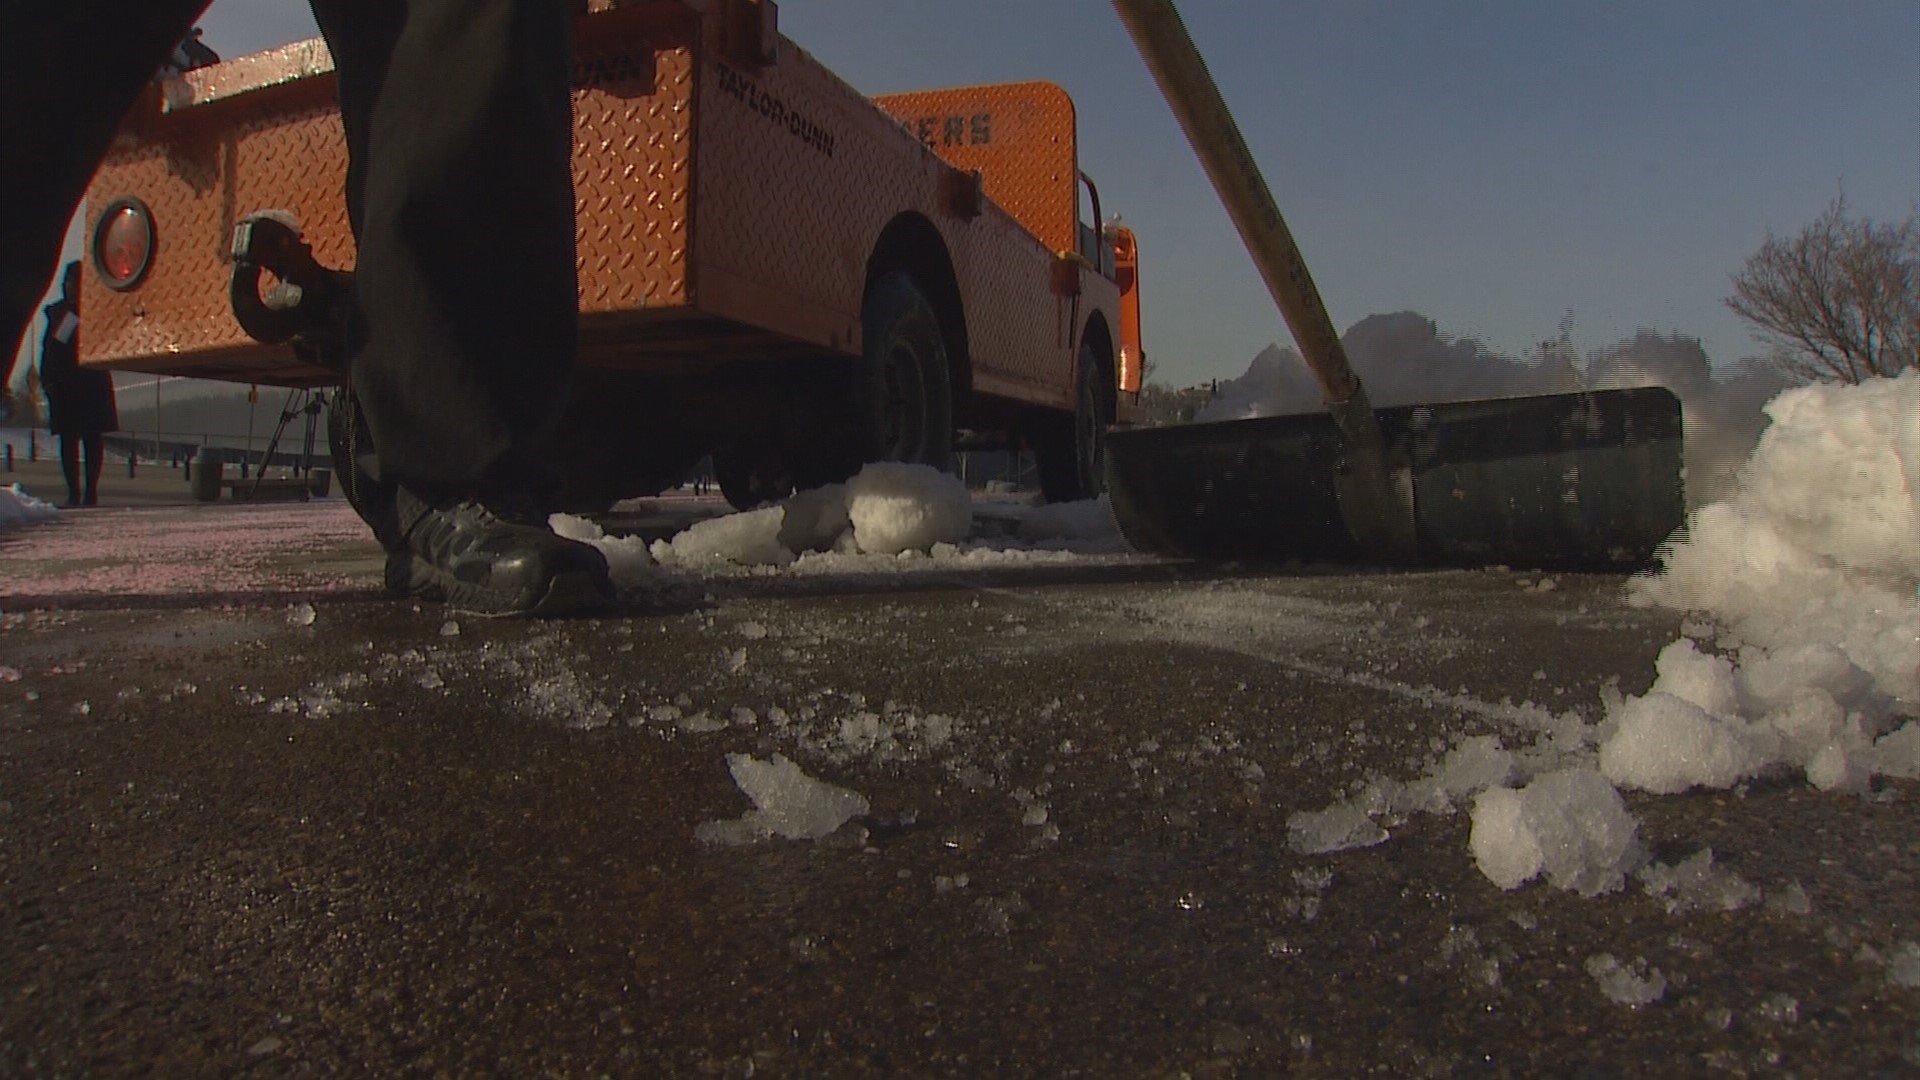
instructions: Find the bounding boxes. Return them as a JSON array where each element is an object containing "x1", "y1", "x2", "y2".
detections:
[{"x1": 1104, "y1": 0, "x2": 1685, "y2": 569}]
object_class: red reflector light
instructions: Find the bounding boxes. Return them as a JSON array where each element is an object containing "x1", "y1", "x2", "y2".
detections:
[{"x1": 92, "y1": 198, "x2": 155, "y2": 291}]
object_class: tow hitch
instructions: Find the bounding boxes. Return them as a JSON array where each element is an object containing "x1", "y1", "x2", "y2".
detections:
[{"x1": 228, "y1": 211, "x2": 350, "y2": 362}]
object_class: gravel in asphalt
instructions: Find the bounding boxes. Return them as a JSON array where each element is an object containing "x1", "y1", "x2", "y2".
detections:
[{"x1": 1, "y1": 500, "x2": 1916, "y2": 1076}]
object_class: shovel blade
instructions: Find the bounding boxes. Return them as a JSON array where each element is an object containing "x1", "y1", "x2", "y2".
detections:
[{"x1": 1103, "y1": 386, "x2": 1685, "y2": 569}]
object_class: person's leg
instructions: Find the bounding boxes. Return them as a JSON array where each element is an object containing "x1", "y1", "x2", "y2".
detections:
[
  {"x1": 0, "y1": 1, "x2": 207, "y2": 370},
  {"x1": 314, "y1": 0, "x2": 577, "y2": 504},
  {"x1": 58, "y1": 434, "x2": 81, "y2": 506},
  {"x1": 81, "y1": 432, "x2": 105, "y2": 505},
  {"x1": 309, "y1": 0, "x2": 609, "y2": 616}
]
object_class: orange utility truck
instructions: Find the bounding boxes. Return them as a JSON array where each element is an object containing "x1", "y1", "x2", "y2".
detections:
[{"x1": 79, "y1": 0, "x2": 1144, "y2": 510}]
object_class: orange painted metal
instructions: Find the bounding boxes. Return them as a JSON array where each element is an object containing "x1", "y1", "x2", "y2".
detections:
[
  {"x1": 871, "y1": 82, "x2": 1080, "y2": 259},
  {"x1": 79, "y1": 0, "x2": 1131, "y2": 426}
]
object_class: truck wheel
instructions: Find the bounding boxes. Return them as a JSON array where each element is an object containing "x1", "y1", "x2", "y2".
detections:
[
  {"x1": 326, "y1": 387, "x2": 400, "y2": 546},
  {"x1": 857, "y1": 272, "x2": 953, "y2": 471},
  {"x1": 715, "y1": 444, "x2": 793, "y2": 510},
  {"x1": 1036, "y1": 343, "x2": 1113, "y2": 503}
]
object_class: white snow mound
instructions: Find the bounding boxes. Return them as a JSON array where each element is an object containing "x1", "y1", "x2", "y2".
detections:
[
  {"x1": 549, "y1": 512, "x2": 656, "y2": 584},
  {"x1": 652, "y1": 505, "x2": 793, "y2": 568},
  {"x1": 0, "y1": 483, "x2": 59, "y2": 530},
  {"x1": 1599, "y1": 691, "x2": 1771, "y2": 795},
  {"x1": 845, "y1": 461, "x2": 971, "y2": 555},
  {"x1": 1636, "y1": 373, "x2": 1920, "y2": 706}
]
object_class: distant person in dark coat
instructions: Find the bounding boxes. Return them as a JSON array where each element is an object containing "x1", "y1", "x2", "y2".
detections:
[{"x1": 39, "y1": 262, "x2": 118, "y2": 506}]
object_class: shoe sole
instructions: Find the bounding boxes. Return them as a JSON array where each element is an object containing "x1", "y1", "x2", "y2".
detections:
[{"x1": 385, "y1": 552, "x2": 614, "y2": 619}]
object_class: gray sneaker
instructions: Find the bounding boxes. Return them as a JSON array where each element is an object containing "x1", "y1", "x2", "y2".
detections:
[{"x1": 386, "y1": 489, "x2": 614, "y2": 617}]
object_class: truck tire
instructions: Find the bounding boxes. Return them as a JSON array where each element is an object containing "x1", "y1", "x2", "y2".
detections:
[
  {"x1": 715, "y1": 443, "x2": 794, "y2": 511},
  {"x1": 856, "y1": 272, "x2": 953, "y2": 472},
  {"x1": 326, "y1": 387, "x2": 400, "y2": 547},
  {"x1": 1036, "y1": 342, "x2": 1113, "y2": 503}
]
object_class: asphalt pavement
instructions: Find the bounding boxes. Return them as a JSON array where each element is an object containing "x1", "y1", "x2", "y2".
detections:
[{"x1": 1, "y1": 498, "x2": 1916, "y2": 1076}]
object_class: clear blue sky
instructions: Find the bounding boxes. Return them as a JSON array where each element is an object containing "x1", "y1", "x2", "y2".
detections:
[{"x1": 25, "y1": 1, "x2": 1920, "y2": 391}]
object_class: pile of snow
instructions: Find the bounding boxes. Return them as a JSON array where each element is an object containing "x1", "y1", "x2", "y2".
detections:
[
  {"x1": 1463, "y1": 373, "x2": 1920, "y2": 895},
  {"x1": 1281, "y1": 373, "x2": 1920, "y2": 907},
  {"x1": 1639, "y1": 848, "x2": 1761, "y2": 915},
  {"x1": 1608, "y1": 373, "x2": 1920, "y2": 794},
  {"x1": 695, "y1": 752, "x2": 869, "y2": 845},
  {"x1": 0, "y1": 484, "x2": 58, "y2": 530},
  {"x1": 556, "y1": 461, "x2": 1129, "y2": 583},
  {"x1": 642, "y1": 462, "x2": 971, "y2": 568}
]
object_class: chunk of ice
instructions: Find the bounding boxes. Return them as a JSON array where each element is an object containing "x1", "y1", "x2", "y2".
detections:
[
  {"x1": 1286, "y1": 800, "x2": 1388, "y2": 855},
  {"x1": 1888, "y1": 941, "x2": 1920, "y2": 988},
  {"x1": 653, "y1": 506, "x2": 792, "y2": 567},
  {"x1": 845, "y1": 462, "x2": 971, "y2": 555},
  {"x1": 1650, "y1": 639, "x2": 1740, "y2": 718},
  {"x1": 1469, "y1": 768, "x2": 1642, "y2": 896},
  {"x1": 1599, "y1": 692, "x2": 1770, "y2": 794},
  {"x1": 1873, "y1": 722, "x2": 1920, "y2": 780},
  {"x1": 695, "y1": 753, "x2": 869, "y2": 845},
  {"x1": 1585, "y1": 953, "x2": 1667, "y2": 1007},
  {"x1": 1639, "y1": 848, "x2": 1760, "y2": 914}
]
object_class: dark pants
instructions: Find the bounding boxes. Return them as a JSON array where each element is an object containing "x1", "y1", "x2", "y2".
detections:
[
  {"x1": 58, "y1": 432, "x2": 104, "y2": 506},
  {"x1": 2, "y1": 0, "x2": 580, "y2": 507},
  {"x1": 309, "y1": 0, "x2": 578, "y2": 504}
]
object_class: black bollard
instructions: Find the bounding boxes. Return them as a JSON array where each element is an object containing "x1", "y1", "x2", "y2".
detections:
[
  {"x1": 129, "y1": 451, "x2": 137, "y2": 478},
  {"x1": 4, "y1": 443, "x2": 10, "y2": 472}
]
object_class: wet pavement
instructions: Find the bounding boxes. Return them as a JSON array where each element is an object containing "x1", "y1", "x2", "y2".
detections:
[{"x1": 2, "y1": 500, "x2": 1917, "y2": 1076}]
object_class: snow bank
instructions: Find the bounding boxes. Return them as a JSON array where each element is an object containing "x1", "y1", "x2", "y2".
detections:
[
  {"x1": 0, "y1": 483, "x2": 58, "y2": 530},
  {"x1": 1635, "y1": 374, "x2": 1920, "y2": 706},
  {"x1": 1608, "y1": 372, "x2": 1920, "y2": 795},
  {"x1": 1280, "y1": 373, "x2": 1919, "y2": 918}
]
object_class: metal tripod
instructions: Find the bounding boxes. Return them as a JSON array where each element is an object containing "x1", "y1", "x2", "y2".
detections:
[{"x1": 250, "y1": 387, "x2": 324, "y2": 501}]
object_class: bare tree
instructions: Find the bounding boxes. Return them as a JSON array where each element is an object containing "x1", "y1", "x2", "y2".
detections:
[{"x1": 1725, "y1": 195, "x2": 1920, "y2": 384}]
